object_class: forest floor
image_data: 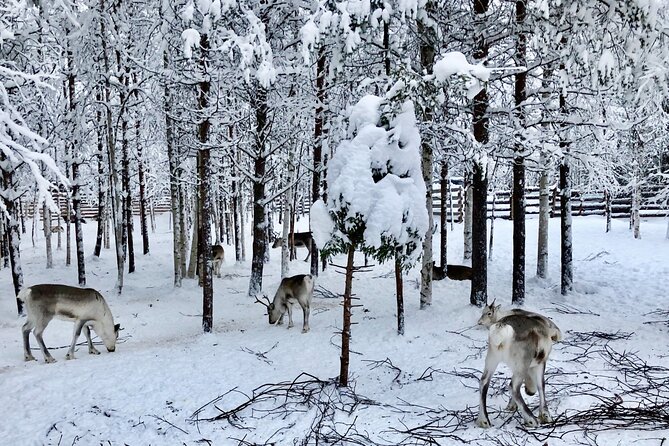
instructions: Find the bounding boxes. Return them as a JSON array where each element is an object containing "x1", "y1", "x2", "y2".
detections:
[{"x1": 1, "y1": 214, "x2": 668, "y2": 446}]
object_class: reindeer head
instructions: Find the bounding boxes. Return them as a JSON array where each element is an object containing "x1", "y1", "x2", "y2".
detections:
[
  {"x1": 477, "y1": 299, "x2": 502, "y2": 327},
  {"x1": 255, "y1": 294, "x2": 280, "y2": 325}
]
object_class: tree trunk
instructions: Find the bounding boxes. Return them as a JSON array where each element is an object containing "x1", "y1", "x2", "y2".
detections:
[
  {"x1": 418, "y1": 0, "x2": 436, "y2": 310},
  {"x1": 395, "y1": 254, "x2": 404, "y2": 336},
  {"x1": 311, "y1": 45, "x2": 327, "y2": 277},
  {"x1": 94, "y1": 95, "x2": 105, "y2": 258},
  {"x1": 196, "y1": 32, "x2": 214, "y2": 332},
  {"x1": 511, "y1": 0, "x2": 527, "y2": 305},
  {"x1": 559, "y1": 158, "x2": 573, "y2": 294},
  {"x1": 121, "y1": 89, "x2": 135, "y2": 274},
  {"x1": 463, "y1": 177, "x2": 473, "y2": 260},
  {"x1": 188, "y1": 203, "x2": 199, "y2": 279},
  {"x1": 100, "y1": 0, "x2": 125, "y2": 293},
  {"x1": 537, "y1": 154, "x2": 550, "y2": 278},
  {"x1": 605, "y1": 189, "x2": 612, "y2": 233},
  {"x1": 43, "y1": 203, "x2": 53, "y2": 268},
  {"x1": 136, "y1": 112, "x2": 149, "y2": 255},
  {"x1": 249, "y1": 86, "x2": 269, "y2": 297},
  {"x1": 232, "y1": 180, "x2": 242, "y2": 263},
  {"x1": 66, "y1": 49, "x2": 86, "y2": 286},
  {"x1": 339, "y1": 244, "x2": 355, "y2": 387},
  {"x1": 1, "y1": 164, "x2": 24, "y2": 314},
  {"x1": 470, "y1": 0, "x2": 490, "y2": 307},
  {"x1": 439, "y1": 160, "x2": 448, "y2": 268},
  {"x1": 281, "y1": 154, "x2": 296, "y2": 278},
  {"x1": 489, "y1": 192, "x2": 495, "y2": 260}
]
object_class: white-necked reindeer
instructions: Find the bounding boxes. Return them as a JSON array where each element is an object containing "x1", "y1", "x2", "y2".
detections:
[
  {"x1": 256, "y1": 274, "x2": 314, "y2": 333},
  {"x1": 20, "y1": 284, "x2": 120, "y2": 363},
  {"x1": 212, "y1": 244, "x2": 225, "y2": 278},
  {"x1": 476, "y1": 301, "x2": 562, "y2": 427}
]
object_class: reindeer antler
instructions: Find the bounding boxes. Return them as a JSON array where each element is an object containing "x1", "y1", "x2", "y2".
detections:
[{"x1": 254, "y1": 295, "x2": 271, "y2": 308}]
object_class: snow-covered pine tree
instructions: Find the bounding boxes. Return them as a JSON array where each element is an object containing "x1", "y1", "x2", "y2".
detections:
[{"x1": 311, "y1": 91, "x2": 428, "y2": 386}]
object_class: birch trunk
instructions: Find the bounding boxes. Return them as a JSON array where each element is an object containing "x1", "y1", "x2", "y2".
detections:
[
  {"x1": 463, "y1": 179, "x2": 473, "y2": 261},
  {"x1": 536, "y1": 154, "x2": 550, "y2": 278},
  {"x1": 418, "y1": 0, "x2": 436, "y2": 309},
  {"x1": 94, "y1": 94, "x2": 105, "y2": 258},
  {"x1": 281, "y1": 154, "x2": 296, "y2": 278}
]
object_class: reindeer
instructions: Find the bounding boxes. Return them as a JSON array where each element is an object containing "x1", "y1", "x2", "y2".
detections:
[
  {"x1": 19, "y1": 284, "x2": 120, "y2": 363},
  {"x1": 476, "y1": 301, "x2": 562, "y2": 428},
  {"x1": 432, "y1": 262, "x2": 473, "y2": 281},
  {"x1": 212, "y1": 244, "x2": 225, "y2": 278},
  {"x1": 255, "y1": 274, "x2": 314, "y2": 333},
  {"x1": 271, "y1": 232, "x2": 313, "y2": 261}
]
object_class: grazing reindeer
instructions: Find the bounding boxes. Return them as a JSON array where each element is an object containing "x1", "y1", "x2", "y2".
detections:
[
  {"x1": 476, "y1": 301, "x2": 562, "y2": 427},
  {"x1": 271, "y1": 232, "x2": 313, "y2": 261},
  {"x1": 212, "y1": 244, "x2": 225, "y2": 278},
  {"x1": 255, "y1": 274, "x2": 314, "y2": 333},
  {"x1": 19, "y1": 284, "x2": 120, "y2": 363},
  {"x1": 432, "y1": 262, "x2": 473, "y2": 281}
]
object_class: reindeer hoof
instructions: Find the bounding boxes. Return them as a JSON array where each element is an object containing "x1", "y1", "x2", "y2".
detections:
[
  {"x1": 24, "y1": 354, "x2": 36, "y2": 362},
  {"x1": 476, "y1": 417, "x2": 491, "y2": 428},
  {"x1": 506, "y1": 400, "x2": 518, "y2": 412},
  {"x1": 45, "y1": 357, "x2": 57, "y2": 364},
  {"x1": 539, "y1": 412, "x2": 553, "y2": 424},
  {"x1": 302, "y1": 327, "x2": 310, "y2": 333},
  {"x1": 523, "y1": 416, "x2": 539, "y2": 427},
  {"x1": 65, "y1": 353, "x2": 75, "y2": 360},
  {"x1": 89, "y1": 349, "x2": 101, "y2": 355}
]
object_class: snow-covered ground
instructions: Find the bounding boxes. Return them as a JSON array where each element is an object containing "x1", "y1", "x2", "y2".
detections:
[{"x1": 1, "y1": 214, "x2": 668, "y2": 445}]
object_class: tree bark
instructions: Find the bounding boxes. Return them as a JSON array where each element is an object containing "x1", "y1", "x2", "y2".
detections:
[
  {"x1": 248, "y1": 86, "x2": 269, "y2": 297},
  {"x1": 537, "y1": 152, "x2": 550, "y2": 278},
  {"x1": 136, "y1": 104, "x2": 149, "y2": 255},
  {"x1": 559, "y1": 49, "x2": 573, "y2": 295},
  {"x1": 395, "y1": 254, "x2": 404, "y2": 335},
  {"x1": 311, "y1": 45, "x2": 327, "y2": 276},
  {"x1": 512, "y1": 0, "x2": 527, "y2": 304},
  {"x1": 470, "y1": 0, "x2": 490, "y2": 307},
  {"x1": 463, "y1": 177, "x2": 473, "y2": 260},
  {"x1": 94, "y1": 93, "x2": 106, "y2": 258},
  {"x1": 418, "y1": 0, "x2": 436, "y2": 309},
  {"x1": 197, "y1": 33, "x2": 214, "y2": 332},
  {"x1": 42, "y1": 203, "x2": 53, "y2": 268},
  {"x1": 439, "y1": 160, "x2": 448, "y2": 268},
  {"x1": 100, "y1": 0, "x2": 125, "y2": 293},
  {"x1": 339, "y1": 244, "x2": 355, "y2": 387}
]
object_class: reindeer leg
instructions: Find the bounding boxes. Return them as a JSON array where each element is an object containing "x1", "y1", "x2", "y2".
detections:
[
  {"x1": 22, "y1": 320, "x2": 36, "y2": 362},
  {"x1": 33, "y1": 320, "x2": 56, "y2": 363},
  {"x1": 286, "y1": 303, "x2": 294, "y2": 329},
  {"x1": 477, "y1": 351, "x2": 500, "y2": 428},
  {"x1": 536, "y1": 362, "x2": 552, "y2": 423},
  {"x1": 510, "y1": 373, "x2": 539, "y2": 427},
  {"x1": 301, "y1": 302, "x2": 310, "y2": 333},
  {"x1": 84, "y1": 325, "x2": 100, "y2": 355},
  {"x1": 66, "y1": 320, "x2": 86, "y2": 360}
]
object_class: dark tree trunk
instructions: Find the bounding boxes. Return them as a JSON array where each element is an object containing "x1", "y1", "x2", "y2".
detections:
[
  {"x1": 311, "y1": 45, "x2": 327, "y2": 276},
  {"x1": 395, "y1": 254, "x2": 404, "y2": 335},
  {"x1": 559, "y1": 47, "x2": 573, "y2": 295},
  {"x1": 512, "y1": 0, "x2": 527, "y2": 305},
  {"x1": 339, "y1": 244, "x2": 355, "y2": 387},
  {"x1": 94, "y1": 94, "x2": 105, "y2": 258},
  {"x1": 136, "y1": 112, "x2": 149, "y2": 255},
  {"x1": 198, "y1": 33, "x2": 214, "y2": 333},
  {"x1": 249, "y1": 86, "x2": 268, "y2": 297},
  {"x1": 439, "y1": 160, "x2": 448, "y2": 268},
  {"x1": 470, "y1": 0, "x2": 490, "y2": 307}
]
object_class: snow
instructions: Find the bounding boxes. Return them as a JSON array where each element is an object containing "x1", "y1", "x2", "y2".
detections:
[
  {"x1": 181, "y1": 29, "x2": 200, "y2": 59},
  {"x1": 1, "y1": 214, "x2": 669, "y2": 445},
  {"x1": 433, "y1": 52, "x2": 492, "y2": 99}
]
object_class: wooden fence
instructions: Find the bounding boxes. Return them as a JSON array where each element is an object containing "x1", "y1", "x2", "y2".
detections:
[{"x1": 432, "y1": 183, "x2": 668, "y2": 223}]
